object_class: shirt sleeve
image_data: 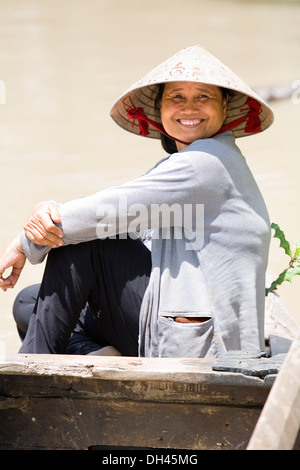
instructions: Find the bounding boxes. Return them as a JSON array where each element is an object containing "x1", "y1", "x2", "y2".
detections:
[{"x1": 21, "y1": 146, "x2": 226, "y2": 264}]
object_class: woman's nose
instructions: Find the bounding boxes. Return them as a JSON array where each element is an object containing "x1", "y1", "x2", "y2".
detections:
[{"x1": 181, "y1": 99, "x2": 200, "y2": 112}]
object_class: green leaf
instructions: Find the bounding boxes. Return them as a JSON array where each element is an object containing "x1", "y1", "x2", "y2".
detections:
[
  {"x1": 271, "y1": 222, "x2": 292, "y2": 257},
  {"x1": 266, "y1": 265, "x2": 300, "y2": 296},
  {"x1": 266, "y1": 223, "x2": 300, "y2": 296},
  {"x1": 284, "y1": 265, "x2": 300, "y2": 282},
  {"x1": 294, "y1": 242, "x2": 300, "y2": 262},
  {"x1": 265, "y1": 268, "x2": 289, "y2": 295}
]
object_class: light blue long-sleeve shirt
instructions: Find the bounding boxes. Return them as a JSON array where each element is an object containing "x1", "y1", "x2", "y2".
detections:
[{"x1": 21, "y1": 132, "x2": 270, "y2": 357}]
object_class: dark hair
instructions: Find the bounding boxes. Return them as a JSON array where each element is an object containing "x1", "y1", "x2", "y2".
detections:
[
  {"x1": 155, "y1": 84, "x2": 177, "y2": 154},
  {"x1": 155, "y1": 83, "x2": 232, "y2": 154}
]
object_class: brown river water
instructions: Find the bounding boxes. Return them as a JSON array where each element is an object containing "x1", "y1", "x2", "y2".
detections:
[{"x1": 0, "y1": 0, "x2": 299, "y2": 353}]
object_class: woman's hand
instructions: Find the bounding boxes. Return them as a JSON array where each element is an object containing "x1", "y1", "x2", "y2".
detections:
[
  {"x1": 0, "y1": 236, "x2": 26, "y2": 291},
  {"x1": 24, "y1": 201, "x2": 64, "y2": 248}
]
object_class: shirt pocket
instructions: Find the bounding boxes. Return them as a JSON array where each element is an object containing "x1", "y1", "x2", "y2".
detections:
[{"x1": 156, "y1": 313, "x2": 215, "y2": 358}]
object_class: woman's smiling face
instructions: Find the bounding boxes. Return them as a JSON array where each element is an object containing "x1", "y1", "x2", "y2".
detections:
[{"x1": 160, "y1": 82, "x2": 227, "y2": 151}]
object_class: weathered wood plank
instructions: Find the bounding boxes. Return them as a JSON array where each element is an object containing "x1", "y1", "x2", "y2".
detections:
[
  {"x1": 0, "y1": 354, "x2": 299, "y2": 450},
  {"x1": 0, "y1": 354, "x2": 273, "y2": 408},
  {"x1": 247, "y1": 335, "x2": 300, "y2": 450},
  {"x1": 0, "y1": 393, "x2": 262, "y2": 450}
]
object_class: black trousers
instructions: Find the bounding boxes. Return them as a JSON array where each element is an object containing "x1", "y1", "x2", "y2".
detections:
[
  {"x1": 17, "y1": 237, "x2": 152, "y2": 356},
  {"x1": 14, "y1": 284, "x2": 111, "y2": 355}
]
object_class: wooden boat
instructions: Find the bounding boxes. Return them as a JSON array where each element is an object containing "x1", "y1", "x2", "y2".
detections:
[{"x1": 0, "y1": 292, "x2": 299, "y2": 451}]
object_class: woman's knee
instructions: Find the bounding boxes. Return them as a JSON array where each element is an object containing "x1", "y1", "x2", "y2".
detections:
[{"x1": 13, "y1": 284, "x2": 40, "y2": 328}]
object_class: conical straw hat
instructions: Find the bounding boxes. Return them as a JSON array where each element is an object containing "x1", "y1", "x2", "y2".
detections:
[{"x1": 110, "y1": 45, "x2": 274, "y2": 139}]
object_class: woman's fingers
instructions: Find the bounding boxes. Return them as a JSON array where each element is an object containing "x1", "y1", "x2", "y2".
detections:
[
  {"x1": 0, "y1": 265, "x2": 23, "y2": 290},
  {"x1": 49, "y1": 204, "x2": 62, "y2": 224},
  {"x1": 25, "y1": 220, "x2": 63, "y2": 247},
  {"x1": 24, "y1": 202, "x2": 64, "y2": 247},
  {"x1": 0, "y1": 236, "x2": 26, "y2": 291}
]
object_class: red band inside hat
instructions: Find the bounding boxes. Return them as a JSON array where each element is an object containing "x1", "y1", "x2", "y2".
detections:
[
  {"x1": 215, "y1": 97, "x2": 262, "y2": 136},
  {"x1": 124, "y1": 97, "x2": 190, "y2": 145},
  {"x1": 124, "y1": 95, "x2": 262, "y2": 146}
]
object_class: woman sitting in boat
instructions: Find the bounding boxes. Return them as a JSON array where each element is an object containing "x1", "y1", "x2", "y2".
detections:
[{"x1": 0, "y1": 45, "x2": 274, "y2": 357}]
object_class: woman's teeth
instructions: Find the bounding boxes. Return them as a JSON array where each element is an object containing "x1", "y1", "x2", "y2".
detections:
[{"x1": 178, "y1": 119, "x2": 203, "y2": 126}]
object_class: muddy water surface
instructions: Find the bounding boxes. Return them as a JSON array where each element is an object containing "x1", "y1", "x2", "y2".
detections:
[{"x1": 0, "y1": 0, "x2": 299, "y2": 353}]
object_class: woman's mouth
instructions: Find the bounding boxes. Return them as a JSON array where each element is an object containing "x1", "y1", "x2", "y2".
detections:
[{"x1": 177, "y1": 118, "x2": 204, "y2": 127}]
